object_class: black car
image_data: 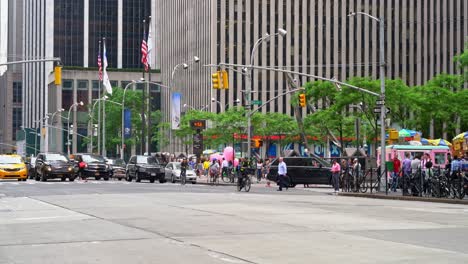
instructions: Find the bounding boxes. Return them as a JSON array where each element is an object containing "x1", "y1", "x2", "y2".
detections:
[
  {"x1": 73, "y1": 153, "x2": 112, "y2": 180},
  {"x1": 126, "y1": 155, "x2": 165, "y2": 183},
  {"x1": 35, "y1": 153, "x2": 76, "y2": 182},
  {"x1": 267, "y1": 157, "x2": 332, "y2": 187},
  {"x1": 106, "y1": 158, "x2": 126, "y2": 180}
]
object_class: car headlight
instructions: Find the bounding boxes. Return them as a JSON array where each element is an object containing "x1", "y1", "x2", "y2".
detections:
[
  {"x1": 46, "y1": 166, "x2": 52, "y2": 171},
  {"x1": 68, "y1": 167, "x2": 73, "y2": 172}
]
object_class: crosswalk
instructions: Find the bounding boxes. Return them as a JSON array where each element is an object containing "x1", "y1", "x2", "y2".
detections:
[{"x1": 0, "y1": 180, "x2": 132, "y2": 185}]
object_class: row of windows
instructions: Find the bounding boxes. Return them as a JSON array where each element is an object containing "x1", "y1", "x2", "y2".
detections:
[{"x1": 12, "y1": 108, "x2": 22, "y2": 141}]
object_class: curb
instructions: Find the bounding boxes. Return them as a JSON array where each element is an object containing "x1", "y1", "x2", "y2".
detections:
[
  {"x1": 338, "y1": 192, "x2": 468, "y2": 205},
  {"x1": 195, "y1": 181, "x2": 236, "y2": 187}
]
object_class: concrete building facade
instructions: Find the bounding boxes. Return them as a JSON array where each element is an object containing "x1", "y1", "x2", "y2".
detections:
[
  {"x1": 0, "y1": 0, "x2": 24, "y2": 154},
  {"x1": 21, "y1": 0, "x2": 161, "y2": 156},
  {"x1": 157, "y1": 0, "x2": 468, "y2": 154}
]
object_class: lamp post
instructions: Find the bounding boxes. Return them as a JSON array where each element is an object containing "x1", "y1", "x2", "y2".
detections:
[
  {"x1": 67, "y1": 101, "x2": 84, "y2": 155},
  {"x1": 48, "y1": 108, "x2": 64, "y2": 152},
  {"x1": 211, "y1": 98, "x2": 224, "y2": 112},
  {"x1": 348, "y1": 11, "x2": 386, "y2": 191},
  {"x1": 169, "y1": 56, "x2": 200, "y2": 154},
  {"x1": 224, "y1": 99, "x2": 241, "y2": 111},
  {"x1": 246, "y1": 28, "x2": 287, "y2": 158},
  {"x1": 121, "y1": 80, "x2": 172, "y2": 159}
]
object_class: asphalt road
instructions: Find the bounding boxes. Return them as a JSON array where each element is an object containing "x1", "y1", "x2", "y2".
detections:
[{"x1": 1, "y1": 179, "x2": 468, "y2": 264}]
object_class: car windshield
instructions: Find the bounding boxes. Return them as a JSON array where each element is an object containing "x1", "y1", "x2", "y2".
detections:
[
  {"x1": 137, "y1": 156, "x2": 158, "y2": 164},
  {"x1": 82, "y1": 154, "x2": 106, "y2": 163},
  {"x1": 44, "y1": 154, "x2": 68, "y2": 162},
  {"x1": 0, "y1": 156, "x2": 23, "y2": 164},
  {"x1": 108, "y1": 159, "x2": 125, "y2": 166},
  {"x1": 172, "y1": 162, "x2": 181, "y2": 170}
]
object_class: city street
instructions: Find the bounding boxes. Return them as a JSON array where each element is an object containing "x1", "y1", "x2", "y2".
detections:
[{"x1": 1, "y1": 180, "x2": 468, "y2": 263}]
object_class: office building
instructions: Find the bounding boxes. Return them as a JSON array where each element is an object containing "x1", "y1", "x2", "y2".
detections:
[
  {"x1": 0, "y1": 0, "x2": 23, "y2": 154},
  {"x1": 157, "y1": 0, "x2": 468, "y2": 154},
  {"x1": 22, "y1": 0, "x2": 161, "y2": 156}
]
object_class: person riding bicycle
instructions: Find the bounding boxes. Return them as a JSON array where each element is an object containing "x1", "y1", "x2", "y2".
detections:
[
  {"x1": 221, "y1": 158, "x2": 230, "y2": 178},
  {"x1": 181, "y1": 158, "x2": 189, "y2": 183},
  {"x1": 209, "y1": 158, "x2": 220, "y2": 182},
  {"x1": 237, "y1": 158, "x2": 251, "y2": 189}
]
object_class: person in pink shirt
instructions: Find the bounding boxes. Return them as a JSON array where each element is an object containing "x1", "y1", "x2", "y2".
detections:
[{"x1": 331, "y1": 159, "x2": 341, "y2": 193}]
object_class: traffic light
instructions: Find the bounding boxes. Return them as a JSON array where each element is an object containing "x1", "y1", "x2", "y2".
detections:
[
  {"x1": 221, "y1": 70, "x2": 229, "y2": 89},
  {"x1": 54, "y1": 66, "x2": 62, "y2": 85},
  {"x1": 251, "y1": 139, "x2": 263, "y2": 148},
  {"x1": 211, "y1": 71, "x2": 221, "y2": 89},
  {"x1": 299, "y1": 93, "x2": 306, "y2": 107}
]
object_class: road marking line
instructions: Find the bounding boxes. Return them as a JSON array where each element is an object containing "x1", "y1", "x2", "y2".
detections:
[{"x1": 16, "y1": 216, "x2": 74, "y2": 221}]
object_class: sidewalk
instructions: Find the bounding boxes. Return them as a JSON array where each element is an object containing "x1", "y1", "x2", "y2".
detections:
[{"x1": 338, "y1": 190, "x2": 468, "y2": 205}]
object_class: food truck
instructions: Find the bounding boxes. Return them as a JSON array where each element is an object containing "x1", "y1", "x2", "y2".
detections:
[{"x1": 378, "y1": 145, "x2": 451, "y2": 169}]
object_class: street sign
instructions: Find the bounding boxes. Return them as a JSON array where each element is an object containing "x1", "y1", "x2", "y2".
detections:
[
  {"x1": 251, "y1": 100, "x2": 262, "y2": 105},
  {"x1": 373, "y1": 107, "x2": 390, "y2": 114},
  {"x1": 376, "y1": 100, "x2": 385, "y2": 106},
  {"x1": 193, "y1": 133, "x2": 203, "y2": 155}
]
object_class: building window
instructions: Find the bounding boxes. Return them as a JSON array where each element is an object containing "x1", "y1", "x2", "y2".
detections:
[
  {"x1": 122, "y1": 0, "x2": 151, "y2": 68},
  {"x1": 89, "y1": 0, "x2": 119, "y2": 68},
  {"x1": 12, "y1": 108, "x2": 22, "y2": 141},
  {"x1": 62, "y1": 79, "x2": 74, "y2": 110},
  {"x1": 54, "y1": 0, "x2": 84, "y2": 66},
  {"x1": 13, "y1": 81, "x2": 22, "y2": 104},
  {"x1": 77, "y1": 80, "x2": 89, "y2": 111}
]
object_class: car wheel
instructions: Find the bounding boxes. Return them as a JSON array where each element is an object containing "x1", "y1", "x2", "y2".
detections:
[
  {"x1": 60, "y1": 177, "x2": 66, "y2": 181},
  {"x1": 192, "y1": 181, "x2": 196, "y2": 184},
  {"x1": 171, "y1": 174, "x2": 176, "y2": 183},
  {"x1": 69, "y1": 176, "x2": 75, "y2": 182},
  {"x1": 159, "y1": 175, "x2": 166, "y2": 183},
  {"x1": 126, "y1": 172, "x2": 132, "y2": 182},
  {"x1": 17, "y1": 179, "x2": 22, "y2": 181},
  {"x1": 95, "y1": 176, "x2": 101, "y2": 181},
  {"x1": 135, "y1": 172, "x2": 141, "y2": 182},
  {"x1": 149, "y1": 177, "x2": 155, "y2": 183},
  {"x1": 40, "y1": 172, "x2": 47, "y2": 182},
  {"x1": 104, "y1": 176, "x2": 109, "y2": 181},
  {"x1": 118, "y1": 177, "x2": 122, "y2": 181}
]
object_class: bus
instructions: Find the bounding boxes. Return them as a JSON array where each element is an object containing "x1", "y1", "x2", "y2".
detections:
[{"x1": 378, "y1": 145, "x2": 451, "y2": 169}]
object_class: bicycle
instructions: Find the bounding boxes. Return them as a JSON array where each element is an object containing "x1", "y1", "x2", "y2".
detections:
[
  {"x1": 237, "y1": 173, "x2": 251, "y2": 192},
  {"x1": 221, "y1": 167, "x2": 235, "y2": 183},
  {"x1": 180, "y1": 168, "x2": 187, "y2": 185}
]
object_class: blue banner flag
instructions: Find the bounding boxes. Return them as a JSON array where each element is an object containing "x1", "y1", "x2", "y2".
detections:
[{"x1": 124, "y1": 109, "x2": 132, "y2": 138}]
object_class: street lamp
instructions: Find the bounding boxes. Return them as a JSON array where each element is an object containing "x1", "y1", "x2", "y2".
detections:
[
  {"x1": 225, "y1": 99, "x2": 241, "y2": 111},
  {"x1": 246, "y1": 28, "x2": 286, "y2": 158},
  {"x1": 47, "y1": 108, "x2": 64, "y2": 152},
  {"x1": 169, "y1": 56, "x2": 200, "y2": 153},
  {"x1": 67, "y1": 101, "x2": 84, "y2": 155},
  {"x1": 211, "y1": 98, "x2": 224, "y2": 112},
  {"x1": 348, "y1": 11, "x2": 386, "y2": 191}
]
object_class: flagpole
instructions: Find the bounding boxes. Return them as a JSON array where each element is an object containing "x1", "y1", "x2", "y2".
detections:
[
  {"x1": 146, "y1": 16, "x2": 152, "y2": 155},
  {"x1": 141, "y1": 19, "x2": 146, "y2": 155},
  {"x1": 102, "y1": 37, "x2": 107, "y2": 157},
  {"x1": 97, "y1": 40, "x2": 102, "y2": 155}
]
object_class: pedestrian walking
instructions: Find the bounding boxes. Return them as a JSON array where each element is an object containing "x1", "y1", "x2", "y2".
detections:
[
  {"x1": 277, "y1": 157, "x2": 288, "y2": 191},
  {"x1": 331, "y1": 159, "x2": 341, "y2": 193},
  {"x1": 256, "y1": 159, "x2": 263, "y2": 183},
  {"x1": 391, "y1": 156, "x2": 401, "y2": 192},
  {"x1": 203, "y1": 158, "x2": 211, "y2": 177},
  {"x1": 402, "y1": 152, "x2": 412, "y2": 195},
  {"x1": 352, "y1": 158, "x2": 361, "y2": 192}
]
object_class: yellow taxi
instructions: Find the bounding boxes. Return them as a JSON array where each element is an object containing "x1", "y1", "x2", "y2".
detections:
[{"x1": 0, "y1": 154, "x2": 28, "y2": 181}]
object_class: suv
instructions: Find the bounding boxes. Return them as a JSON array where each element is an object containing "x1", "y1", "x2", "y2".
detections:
[
  {"x1": 73, "y1": 153, "x2": 112, "y2": 180},
  {"x1": 35, "y1": 153, "x2": 75, "y2": 182},
  {"x1": 267, "y1": 157, "x2": 331, "y2": 187},
  {"x1": 126, "y1": 155, "x2": 165, "y2": 183}
]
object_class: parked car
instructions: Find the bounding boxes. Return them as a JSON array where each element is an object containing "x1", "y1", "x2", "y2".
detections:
[
  {"x1": 267, "y1": 157, "x2": 332, "y2": 187},
  {"x1": 106, "y1": 158, "x2": 126, "y2": 180},
  {"x1": 35, "y1": 153, "x2": 75, "y2": 182},
  {"x1": 126, "y1": 155, "x2": 165, "y2": 183},
  {"x1": 73, "y1": 153, "x2": 112, "y2": 180},
  {"x1": 164, "y1": 162, "x2": 197, "y2": 184},
  {"x1": 0, "y1": 154, "x2": 28, "y2": 181}
]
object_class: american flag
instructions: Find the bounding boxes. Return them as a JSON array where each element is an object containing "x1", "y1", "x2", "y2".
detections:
[
  {"x1": 141, "y1": 35, "x2": 149, "y2": 72},
  {"x1": 97, "y1": 53, "x2": 103, "y2": 81}
]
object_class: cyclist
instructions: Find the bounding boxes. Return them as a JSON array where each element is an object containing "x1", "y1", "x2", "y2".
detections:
[
  {"x1": 237, "y1": 158, "x2": 250, "y2": 190},
  {"x1": 209, "y1": 158, "x2": 220, "y2": 183},
  {"x1": 180, "y1": 158, "x2": 189, "y2": 184}
]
